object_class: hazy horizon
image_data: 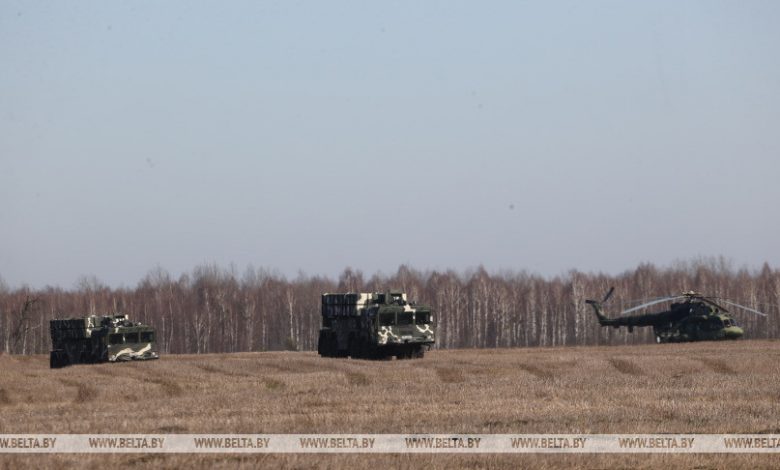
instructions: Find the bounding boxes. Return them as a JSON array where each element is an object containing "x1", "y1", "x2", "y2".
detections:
[
  {"x1": 0, "y1": 256, "x2": 775, "y2": 292},
  {"x1": 3, "y1": 1, "x2": 779, "y2": 290}
]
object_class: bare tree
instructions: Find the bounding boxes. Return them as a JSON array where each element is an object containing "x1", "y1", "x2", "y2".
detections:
[
  {"x1": 1, "y1": 261, "x2": 778, "y2": 354},
  {"x1": 10, "y1": 296, "x2": 38, "y2": 354}
]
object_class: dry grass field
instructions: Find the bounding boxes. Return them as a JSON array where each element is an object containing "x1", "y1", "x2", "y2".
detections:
[{"x1": 1, "y1": 340, "x2": 779, "y2": 469}]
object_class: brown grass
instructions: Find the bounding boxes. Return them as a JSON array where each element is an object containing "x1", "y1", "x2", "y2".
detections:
[
  {"x1": 1, "y1": 340, "x2": 779, "y2": 469},
  {"x1": 695, "y1": 356, "x2": 738, "y2": 375},
  {"x1": 608, "y1": 357, "x2": 644, "y2": 375},
  {"x1": 516, "y1": 362, "x2": 555, "y2": 379},
  {"x1": 0, "y1": 388, "x2": 12, "y2": 406},
  {"x1": 149, "y1": 376, "x2": 184, "y2": 397},
  {"x1": 345, "y1": 371, "x2": 370, "y2": 386},
  {"x1": 435, "y1": 367, "x2": 465, "y2": 383},
  {"x1": 263, "y1": 377, "x2": 285, "y2": 390},
  {"x1": 58, "y1": 379, "x2": 98, "y2": 403}
]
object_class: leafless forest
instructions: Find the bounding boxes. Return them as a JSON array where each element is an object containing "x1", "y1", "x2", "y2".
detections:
[{"x1": 1, "y1": 259, "x2": 778, "y2": 355}]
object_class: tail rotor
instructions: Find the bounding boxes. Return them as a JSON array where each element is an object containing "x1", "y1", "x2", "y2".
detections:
[{"x1": 586, "y1": 287, "x2": 614, "y2": 324}]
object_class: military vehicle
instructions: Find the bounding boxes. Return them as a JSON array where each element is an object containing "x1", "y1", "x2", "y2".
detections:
[
  {"x1": 49, "y1": 314, "x2": 159, "y2": 368},
  {"x1": 586, "y1": 288, "x2": 766, "y2": 343},
  {"x1": 317, "y1": 292, "x2": 435, "y2": 359}
]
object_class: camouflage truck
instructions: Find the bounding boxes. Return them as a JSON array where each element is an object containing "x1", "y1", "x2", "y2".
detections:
[
  {"x1": 49, "y1": 314, "x2": 159, "y2": 368},
  {"x1": 317, "y1": 292, "x2": 435, "y2": 359}
]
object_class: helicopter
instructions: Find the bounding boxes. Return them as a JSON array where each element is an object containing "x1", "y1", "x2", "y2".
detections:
[{"x1": 585, "y1": 288, "x2": 767, "y2": 343}]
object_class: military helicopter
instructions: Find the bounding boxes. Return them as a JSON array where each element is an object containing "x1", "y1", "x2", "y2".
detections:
[{"x1": 586, "y1": 288, "x2": 767, "y2": 343}]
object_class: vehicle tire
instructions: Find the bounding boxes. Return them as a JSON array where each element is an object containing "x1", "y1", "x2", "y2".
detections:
[
  {"x1": 364, "y1": 342, "x2": 380, "y2": 360},
  {"x1": 329, "y1": 333, "x2": 338, "y2": 357},
  {"x1": 49, "y1": 351, "x2": 59, "y2": 369},
  {"x1": 317, "y1": 331, "x2": 328, "y2": 356},
  {"x1": 332, "y1": 334, "x2": 346, "y2": 357},
  {"x1": 50, "y1": 350, "x2": 68, "y2": 369},
  {"x1": 355, "y1": 338, "x2": 366, "y2": 359},
  {"x1": 336, "y1": 336, "x2": 348, "y2": 357},
  {"x1": 348, "y1": 336, "x2": 359, "y2": 359}
]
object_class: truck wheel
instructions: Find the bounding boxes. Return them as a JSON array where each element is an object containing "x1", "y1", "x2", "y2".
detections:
[
  {"x1": 49, "y1": 351, "x2": 59, "y2": 369},
  {"x1": 364, "y1": 343, "x2": 378, "y2": 360},
  {"x1": 321, "y1": 332, "x2": 337, "y2": 357},
  {"x1": 327, "y1": 333, "x2": 337, "y2": 357},
  {"x1": 358, "y1": 338, "x2": 373, "y2": 359},
  {"x1": 317, "y1": 331, "x2": 328, "y2": 356},
  {"x1": 348, "y1": 337, "x2": 360, "y2": 359},
  {"x1": 331, "y1": 334, "x2": 344, "y2": 357},
  {"x1": 50, "y1": 350, "x2": 68, "y2": 369}
]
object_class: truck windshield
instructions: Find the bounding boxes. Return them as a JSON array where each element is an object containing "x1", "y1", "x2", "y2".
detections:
[
  {"x1": 397, "y1": 313, "x2": 413, "y2": 325},
  {"x1": 379, "y1": 313, "x2": 395, "y2": 326},
  {"x1": 109, "y1": 333, "x2": 123, "y2": 344},
  {"x1": 415, "y1": 312, "x2": 431, "y2": 324}
]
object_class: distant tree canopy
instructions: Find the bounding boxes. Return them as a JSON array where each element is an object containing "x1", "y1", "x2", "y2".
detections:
[{"x1": 1, "y1": 260, "x2": 778, "y2": 355}]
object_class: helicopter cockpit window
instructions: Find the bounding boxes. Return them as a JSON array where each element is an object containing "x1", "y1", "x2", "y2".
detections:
[{"x1": 706, "y1": 319, "x2": 722, "y2": 330}]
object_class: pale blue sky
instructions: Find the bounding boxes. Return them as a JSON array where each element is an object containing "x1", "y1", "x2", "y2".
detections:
[{"x1": 2, "y1": 1, "x2": 779, "y2": 288}]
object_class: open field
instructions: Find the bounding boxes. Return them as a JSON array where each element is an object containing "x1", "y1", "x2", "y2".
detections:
[{"x1": 1, "y1": 340, "x2": 780, "y2": 469}]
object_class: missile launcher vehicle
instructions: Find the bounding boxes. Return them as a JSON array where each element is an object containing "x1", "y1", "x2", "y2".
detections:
[
  {"x1": 49, "y1": 314, "x2": 159, "y2": 368},
  {"x1": 318, "y1": 292, "x2": 435, "y2": 359}
]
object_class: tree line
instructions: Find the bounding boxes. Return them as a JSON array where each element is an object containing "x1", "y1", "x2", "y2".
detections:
[{"x1": 1, "y1": 259, "x2": 778, "y2": 355}]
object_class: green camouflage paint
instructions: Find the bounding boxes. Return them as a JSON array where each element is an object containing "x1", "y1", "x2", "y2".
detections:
[
  {"x1": 49, "y1": 314, "x2": 159, "y2": 368},
  {"x1": 586, "y1": 291, "x2": 747, "y2": 343},
  {"x1": 318, "y1": 292, "x2": 435, "y2": 359}
]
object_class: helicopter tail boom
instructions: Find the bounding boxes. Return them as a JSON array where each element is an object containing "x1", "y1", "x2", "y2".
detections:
[
  {"x1": 585, "y1": 299, "x2": 609, "y2": 325},
  {"x1": 586, "y1": 287, "x2": 615, "y2": 325}
]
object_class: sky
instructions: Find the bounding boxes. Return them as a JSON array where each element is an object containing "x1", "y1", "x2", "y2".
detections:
[{"x1": 1, "y1": 1, "x2": 779, "y2": 289}]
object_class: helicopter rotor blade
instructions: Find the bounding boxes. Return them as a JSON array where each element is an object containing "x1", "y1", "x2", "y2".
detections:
[
  {"x1": 624, "y1": 295, "x2": 677, "y2": 305},
  {"x1": 699, "y1": 296, "x2": 730, "y2": 313},
  {"x1": 619, "y1": 296, "x2": 683, "y2": 315},
  {"x1": 716, "y1": 299, "x2": 767, "y2": 317},
  {"x1": 602, "y1": 287, "x2": 615, "y2": 304}
]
